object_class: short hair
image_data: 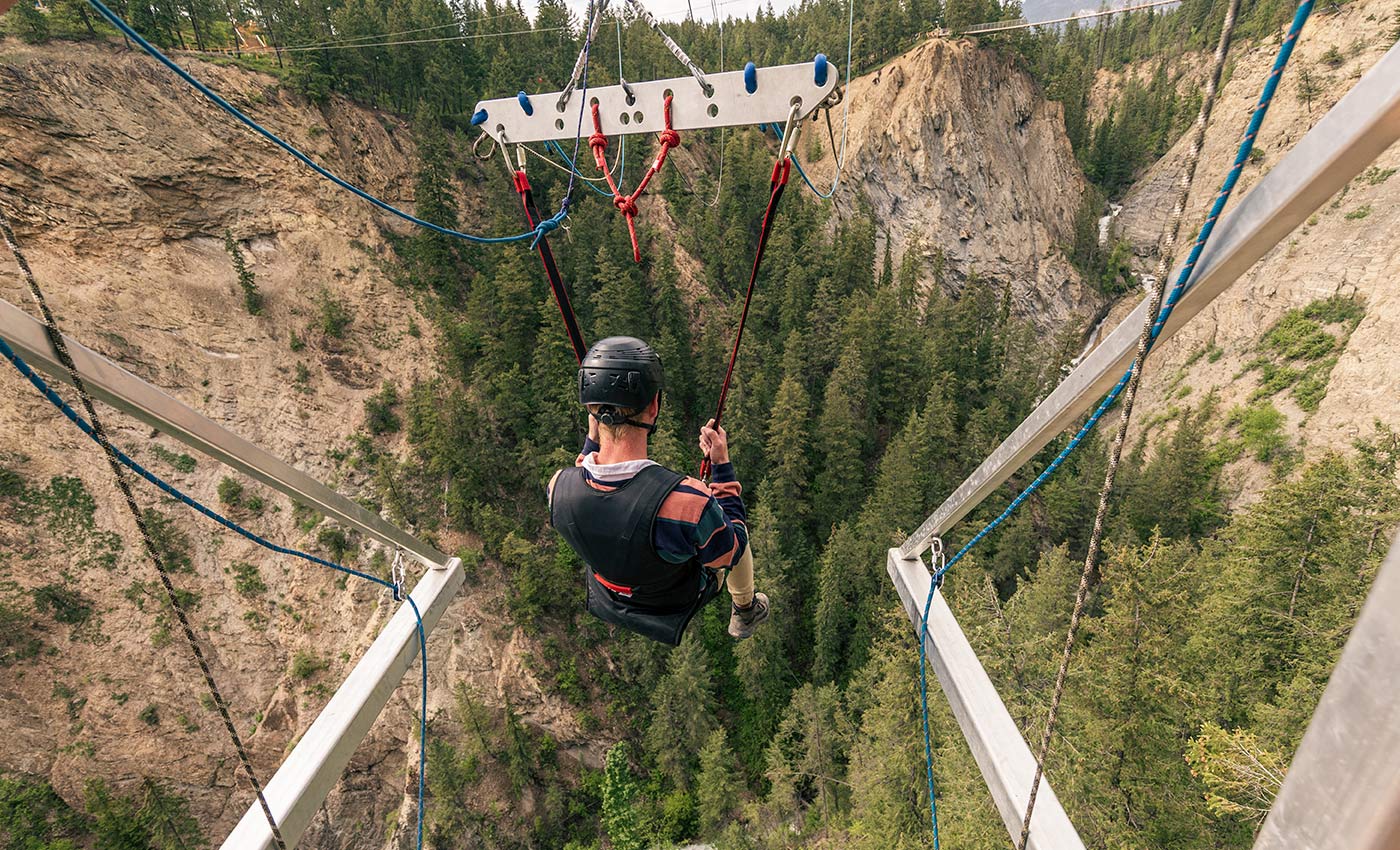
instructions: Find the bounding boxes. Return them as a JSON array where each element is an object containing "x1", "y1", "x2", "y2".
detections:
[{"x1": 587, "y1": 403, "x2": 643, "y2": 439}]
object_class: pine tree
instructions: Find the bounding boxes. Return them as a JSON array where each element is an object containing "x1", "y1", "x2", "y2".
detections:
[
  {"x1": 696, "y1": 728, "x2": 743, "y2": 835},
  {"x1": 844, "y1": 609, "x2": 930, "y2": 850},
  {"x1": 765, "y1": 682, "x2": 853, "y2": 830},
  {"x1": 735, "y1": 502, "x2": 798, "y2": 716},
  {"x1": 602, "y1": 742, "x2": 647, "y2": 850},
  {"x1": 759, "y1": 363, "x2": 813, "y2": 541},
  {"x1": 812, "y1": 347, "x2": 872, "y2": 534},
  {"x1": 223, "y1": 230, "x2": 262, "y2": 315},
  {"x1": 405, "y1": 114, "x2": 464, "y2": 300},
  {"x1": 590, "y1": 245, "x2": 651, "y2": 341},
  {"x1": 644, "y1": 633, "x2": 717, "y2": 789},
  {"x1": 12, "y1": 0, "x2": 50, "y2": 43}
]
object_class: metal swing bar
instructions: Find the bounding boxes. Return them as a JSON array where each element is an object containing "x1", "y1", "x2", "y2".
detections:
[
  {"x1": 889, "y1": 39, "x2": 1400, "y2": 850},
  {"x1": 473, "y1": 60, "x2": 839, "y2": 145}
]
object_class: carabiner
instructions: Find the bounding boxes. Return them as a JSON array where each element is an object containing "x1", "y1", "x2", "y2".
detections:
[{"x1": 779, "y1": 101, "x2": 802, "y2": 159}]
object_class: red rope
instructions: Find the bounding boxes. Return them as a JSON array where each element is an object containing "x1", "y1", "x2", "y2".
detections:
[
  {"x1": 699, "y1": 156, "x2": 792, "y2": 481},
  {"x1": 589, "y1": 95, "x2": 683, "y2": 262}
]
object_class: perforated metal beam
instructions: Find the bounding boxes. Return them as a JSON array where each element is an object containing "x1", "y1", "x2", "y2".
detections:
[
  {"x1": 901, "y1": 40, "x2": 1400, "y2": 558},
  {"x1": 0, "y1": 297, "x2": 448, "y2": 567},
  {"x1": 472, "y1": 60, "x2": 838, "y2": 143},
  {"x1": 221, "y1": 558, "x2": 464, "y2": 849},
  {"x1": 1252, "y1": 531, "x2": 1400, "y2": 850},
  {"x1": 888, "y1": 549, "x2": 1087, "y2": 850}
]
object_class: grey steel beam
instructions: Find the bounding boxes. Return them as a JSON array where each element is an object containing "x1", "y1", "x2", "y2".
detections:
[
  {"x1": 0, "y1": 297, "x2": 448, "y2": 567},
  {"x1": 888, "y1": 549, "x2": 1087, "y2": 850},
  {"x1": 1252, "y1": 532, "x2": 1400, "y2": 850},
  {"x1": 221, "y1": 557, "x2": 464, "y2": 849},
  {"x1": 902, "y1": 40, "x2": 1400, "y2": 557}
]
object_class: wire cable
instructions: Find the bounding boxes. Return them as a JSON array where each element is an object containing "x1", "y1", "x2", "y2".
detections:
[
  {"x1": 270, "y1": 26, "x2": 569, "y2": 53},
  {"x1": 82, "y1": 0, "x2": 565, "y2": 246}
]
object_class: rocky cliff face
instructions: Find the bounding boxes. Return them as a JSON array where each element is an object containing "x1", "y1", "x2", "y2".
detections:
[
  {"x1": 1103, "y1": 0, "x2": 1400, "y2": 485},
  {"x1": 801, "y1": 37, "x2": 1102, "y2": 326},
  {"x1": 0, "y1": 39, "x2": 591, "y2": 848}
]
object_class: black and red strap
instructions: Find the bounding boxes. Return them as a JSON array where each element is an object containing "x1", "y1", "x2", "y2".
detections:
[
  {"x1": 700, "y1": 156, "x2": 792, "y2": 480},
  {"x1": 513, "y1": 170, "x2": 588, "y2": 363}
]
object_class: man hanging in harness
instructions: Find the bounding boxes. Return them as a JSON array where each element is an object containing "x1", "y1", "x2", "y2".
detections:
[{"x1": 548, "y1": 337, "x2": 769, "y2": 646}]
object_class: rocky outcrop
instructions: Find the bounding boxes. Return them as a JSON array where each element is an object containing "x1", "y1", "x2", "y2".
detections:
[{"x1": 802, "y1": 38, "x2": 1102, "y2": 326}]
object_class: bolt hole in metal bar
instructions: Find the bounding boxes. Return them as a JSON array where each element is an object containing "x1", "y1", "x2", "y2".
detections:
[{"x1": 899, "y1": 40, "x2": 1400, "y2": 560}]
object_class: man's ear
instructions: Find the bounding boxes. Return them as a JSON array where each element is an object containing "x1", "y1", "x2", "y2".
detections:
[{"x1": 646, "y1": 393, "x2": 661, "y2": 422}]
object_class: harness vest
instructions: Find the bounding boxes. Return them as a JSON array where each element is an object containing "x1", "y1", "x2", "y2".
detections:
[{"x1": 550, "y1": 464, "x2": 721, "y2": 645}]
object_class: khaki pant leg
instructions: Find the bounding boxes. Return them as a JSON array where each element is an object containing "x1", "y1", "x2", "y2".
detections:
[{"x1": 726, "y1": 543, "x2": 755, "y2": 607}]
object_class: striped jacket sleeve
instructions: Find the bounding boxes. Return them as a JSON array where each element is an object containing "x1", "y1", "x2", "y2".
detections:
[{"x1": 653, "y1": 462, "x2": 748, "y2": 570}]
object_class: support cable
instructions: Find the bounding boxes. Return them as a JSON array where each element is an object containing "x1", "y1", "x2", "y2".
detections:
[
  {"x1": 1016, "y1": 0, "x2": 1241, "y2": 843},
  {"x1": 911, "y1": 0, "x2": 1314, "y2": 842},
  {"x1": 0, "y1": 211, "x2": 288, "y2": 850},
  {"x1": 81, "y1": 0, "x2": 566, "y2": 247},
  {"x1": 624, "y1": 0, "x2": 714, "y2": 96},
  {"x1": 705, "y1": 0, "x2": 726, "y2": 208},
  {"x1": 557, "y1": 0, "x2": 609, "y2": 111}
]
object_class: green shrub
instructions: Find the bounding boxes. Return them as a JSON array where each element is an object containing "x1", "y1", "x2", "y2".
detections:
[
  {"x1": 1259, "y1": 312, "x2": 1337, "y2": 361},
  {"x1": 1320, "y1": 44, "x2": 1345, "y2": 66},
  {"x1": 0, "y1": 467, "x2": 28, "y2": 500},
  {"x1": 0, "y1": 599, "x2": 42, "y2": 666},
  {"x1": 232, "y1": 562, "x2": 267, "y2": 597},
  {"x1": 32, "y1": 583, "x2": 93, "y2": 626},
  {"x1": 291, "y1": 650, "x2": 327, "y2": 680},
  {"x1": 316, "y1": 289, "x2": 352, "y2": 338},
  {"x1": 142, "y1": 509, "x2": 194, "y2": 573},
  {"x1": 217, "y1": 476, "x2": 244, "y2": 507},
  {"x1": 364, "y1": 382, "x2": 402, "y2": 436},
  {"x1": 149, "y1": 444, "x2": 197, "y2": 474},
  {"x1": 289, "y1": 331, "x2": 306, "y2": 352},
  {"x1": 316, "y1": 525, "x2": 354, "y2": 562},
  {"x1": 1344, "y1": 204, "x2": 1372, "y2": 220},
  {"x1": 1363, "y1": 166, "x2": 1397, "y2": 185},
  {"x1": 138, "y1": 704, "x2": 160, "y2": 726},
  {"x1": 1229, "y1": 403, "x2": 1289, "y2": 462}
]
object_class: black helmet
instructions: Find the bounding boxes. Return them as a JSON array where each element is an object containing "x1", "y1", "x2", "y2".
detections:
[{"x1": 579, "y1": 336, "x2": 664, "y2": 429}]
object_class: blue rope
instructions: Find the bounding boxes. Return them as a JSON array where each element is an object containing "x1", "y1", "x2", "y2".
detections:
[
  {"x1": 915, "y1": 0, "x2": 1314, "y2": 841},
  {"x1": 547, "y1": 138, "x2": 626, "y2": 198},
  {"x1": 771, "y1": 125, "x2": 840, "y2": 201},
  {"x1": 0, "y1": 334, "x2": 431, "y2": 850},
  {"x1": 82, "y1": 0, "x2": 565, "y2": 246}
]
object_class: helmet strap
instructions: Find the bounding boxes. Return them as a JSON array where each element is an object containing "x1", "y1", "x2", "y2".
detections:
[{"x1": 589, "y1": 408, "x2": 659, "y2": 436}]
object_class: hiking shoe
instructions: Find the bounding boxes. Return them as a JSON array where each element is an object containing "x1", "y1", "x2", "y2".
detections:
[{"x1": 728, "y1": 592, "x2": 770, "y2": 640}]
